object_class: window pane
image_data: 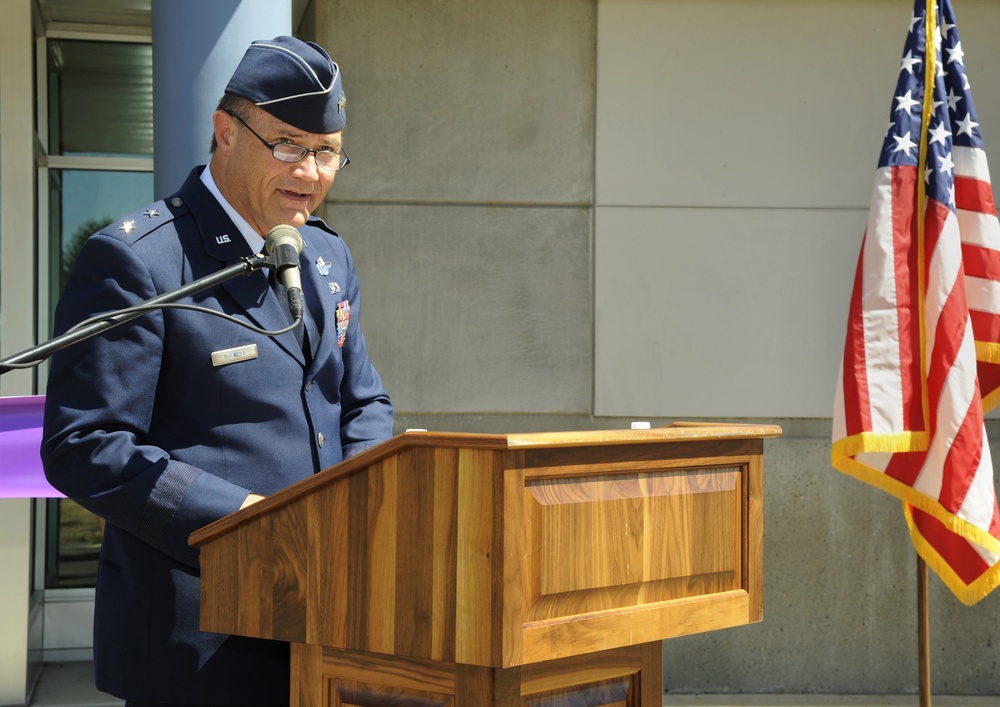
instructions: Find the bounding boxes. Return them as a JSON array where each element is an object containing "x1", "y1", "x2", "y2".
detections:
[
  {"x1": 45, "y1": 168, "x2": 152, "y2": 589},
  {"x1": 43, "y1": 34, "x2": 154, "y2": 590},
  {"x1": 47, "y1": 40, "x2": 152, "y2": 157},
  {"x1": 45, "y1": 499, "x2": 102, "y2": 589},
  {"x1": 48, "y1": 168, "x2": 153, "y2": 309}
]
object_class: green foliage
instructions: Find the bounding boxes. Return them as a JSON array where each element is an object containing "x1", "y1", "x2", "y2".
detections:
[{"x1": 60, "y1": 217, "x2": 112, "y2": 291}]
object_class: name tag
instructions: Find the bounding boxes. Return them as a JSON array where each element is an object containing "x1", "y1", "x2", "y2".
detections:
[{"x1": 211, "y1": 344, "x2": 258, "y2": 367}]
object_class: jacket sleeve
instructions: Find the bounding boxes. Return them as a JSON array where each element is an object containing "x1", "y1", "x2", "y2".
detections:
[
  {"x1": 40, "y1": 233, "x2": 251, "y2": 570},
  {"x1": 336, "y1": 245, "x2": 393, "y2": 459}
]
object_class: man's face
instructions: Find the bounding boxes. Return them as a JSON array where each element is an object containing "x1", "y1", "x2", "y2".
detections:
[{"x1": 216, "y1": 108, "x2": 343, "y2": 235}]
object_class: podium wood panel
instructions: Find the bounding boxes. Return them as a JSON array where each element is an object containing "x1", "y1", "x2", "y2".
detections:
[
  {"x1": 192, "y1": 424, "x2": 779, "y2": 704},
  {"x1": 290, "y1": 641, "x2": 663, "y2": 707}
]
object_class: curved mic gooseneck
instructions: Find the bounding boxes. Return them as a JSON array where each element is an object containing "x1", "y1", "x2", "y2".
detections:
[{"x1": 264, "y1": 224, "x2": 305, "y2": 320}]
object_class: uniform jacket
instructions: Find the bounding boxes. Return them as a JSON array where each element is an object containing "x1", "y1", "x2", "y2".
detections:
[{"x1": 41, "y1": 167, "x2": 393, "y2": 705}]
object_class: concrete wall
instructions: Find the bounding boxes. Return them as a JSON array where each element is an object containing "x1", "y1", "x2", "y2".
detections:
[
  {"x1": 312, "y1": 0, "x2": 1000, "y2": 696},
  {"x1": 663, "y1": 421, "x2": 1000, "y2": 695},
  {"x1": 320, "y1": 0, "x2": 596, "y2": 415}
]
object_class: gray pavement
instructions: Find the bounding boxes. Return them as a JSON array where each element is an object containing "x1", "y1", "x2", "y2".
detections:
[{"x1": 24, "y1": 662, "x2": 998, "y2": 707}]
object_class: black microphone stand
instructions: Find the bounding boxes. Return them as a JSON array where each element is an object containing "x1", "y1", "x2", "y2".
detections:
[{"x1": 0, "y1": 253, "x2": 272, "y2": 377}]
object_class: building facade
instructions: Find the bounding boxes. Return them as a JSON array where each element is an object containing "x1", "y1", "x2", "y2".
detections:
[{"x1": 2, "y1": 1, "x2": 1000, "y2": 704}]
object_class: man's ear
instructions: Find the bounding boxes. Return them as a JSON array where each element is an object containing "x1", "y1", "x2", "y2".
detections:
[{"x1": 213, "y1": 110, "x2": 237, "y2": 154}]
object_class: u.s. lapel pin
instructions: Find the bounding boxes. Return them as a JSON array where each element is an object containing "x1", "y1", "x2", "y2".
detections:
[{"x1": 315, "y1": 256, "x2": 331, "y2": 276}]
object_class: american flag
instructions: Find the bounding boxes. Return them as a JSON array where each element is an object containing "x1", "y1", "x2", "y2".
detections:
[{"x1": 832, "y1": 0, "x2": 1000, "y2": 605}]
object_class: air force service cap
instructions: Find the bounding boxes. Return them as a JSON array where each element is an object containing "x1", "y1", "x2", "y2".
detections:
[{"x1": 225, "y1": 36, "x2": 346, "y2": 134}]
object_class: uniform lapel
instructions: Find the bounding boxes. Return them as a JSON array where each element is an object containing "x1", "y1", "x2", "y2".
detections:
[
  {"x1": 299, "y1": 239, "x2": 340, "y2": 375},
  {"x1": 179, "y1": 171, "x2": 307, "y2": 366}
]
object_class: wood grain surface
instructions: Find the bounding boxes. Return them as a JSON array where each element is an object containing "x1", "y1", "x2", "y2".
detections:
[{"x1": 195, "y1": 424, "x2": 777, "y2": 704}]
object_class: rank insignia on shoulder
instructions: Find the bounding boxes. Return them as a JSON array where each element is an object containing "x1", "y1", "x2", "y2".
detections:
[
  {"x1": 336, "y1": 300, "x2": 350, "y2": 348},
  {"x1": 119, "y1": 219, "x2": 136, "y2": 234}
]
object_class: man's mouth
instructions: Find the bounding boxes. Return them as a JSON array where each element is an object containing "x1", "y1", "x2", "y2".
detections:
[{"x1": 280, "y1": 189, "x2": 311, "y2": 200}]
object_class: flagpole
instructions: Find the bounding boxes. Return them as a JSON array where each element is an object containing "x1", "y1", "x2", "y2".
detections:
[
  {"x1": 916, "y1": 2, "x2": 936, "y2": 699},
  {"x1": 918, "y1": 555, "x2": 931, "y2": 707}
]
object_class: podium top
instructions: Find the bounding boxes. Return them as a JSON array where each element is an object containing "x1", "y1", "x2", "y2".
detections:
[
  {"x1": 502, "y1": 421, "x2": 782, "y2": 447},
  {"x1": 190, "y1": 422, "x2": 780, "y2": 547},
  {"x1": 376, "y1": 421, "x2": 782, "y2": 453}
]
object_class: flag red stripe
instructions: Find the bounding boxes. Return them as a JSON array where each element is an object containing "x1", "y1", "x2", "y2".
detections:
[
  {"x1": 894, "y1": 168, "x2": 924, "y2": 432},
  {"x1": 976, "y1": 361, "x2": 1000, "y2": 419},
  {"x1": 912, "y1": 507, "x2": 990, "y2": 585},
  {"x1": 962, "y1": 243, "x2": 1000, "y2": 281},
  {"x1": 924, "y1": 296, "x2": 966, "y2": 438},
  {"x1": 969, "y1": 310, "x2": 1000, "y2": 343},
  {"x1": 886, "y1": 449, "x2": 926, "y2": 486},
  {"x1": 923, "y1": 197, "x2": 984, "y2": 514},
  {"x1": 955, "y1": 175, "x2": 997, "y2": 214},
  {"x1": 939, "y1": 394, "x2": 984, "y2": 512},
  {"x1": 922, "y1": 201, "x2": 962, "y2": 436},
  {"x1": 841, "y1": 242, "x2": 871, "y2": 435}
]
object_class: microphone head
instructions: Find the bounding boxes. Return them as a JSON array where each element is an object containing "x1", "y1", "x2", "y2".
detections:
[{"x1": 264, "y1": 224, "x2": 304, "y2": 256}]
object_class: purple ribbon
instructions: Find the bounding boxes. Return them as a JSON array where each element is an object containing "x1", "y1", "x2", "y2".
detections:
[{"x1": 0, "y1": 395, "x2": 63, "y2": 498}]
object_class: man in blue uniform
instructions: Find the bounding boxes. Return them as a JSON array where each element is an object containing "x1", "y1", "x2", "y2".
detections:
[{"x1": 41, "y1": 36, "x2": 393, "y2": 707}]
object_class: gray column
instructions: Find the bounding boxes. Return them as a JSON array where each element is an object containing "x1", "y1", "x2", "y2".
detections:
[
  {"x1": 152, "y1": 0, "x2": 292, "y2": 199},
  {"x1": 0, "y1": 1, "x2": 39, "y2": 703}
]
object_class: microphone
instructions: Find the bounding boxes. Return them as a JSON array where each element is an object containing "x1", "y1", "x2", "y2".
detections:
[{"x1": 264, "y1": 225, "x2": 305, "y2": 320}]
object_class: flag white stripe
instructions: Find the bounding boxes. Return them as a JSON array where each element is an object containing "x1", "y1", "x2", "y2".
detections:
[
  {"x1": 924, "y1": 212, "x2": 964, "y2": 362},
  {"x1": 955, "y1": 433, "x2": 997, "y2": 530},
  {"x1": 954, "y1": 145, "x2": 993, "y2": 183},
  {"x1": 914, "y1": 323, "x2": 979, "y2": 500},
  {"x1": 957, "y1": 210, "x2": 1000, "y2": 250},
  {"x1": 856, "y1": 451, "x2": 892, "y2": 473},
  {"x1": 861, "y1": 171, "x2": 906, "y2": 433},
  {"x1": 974, "y1": 542, "x2": 1000, "y2": 568},
  {"x1": 966, "y1": 277, "x2": 1000, "y2": 315}
]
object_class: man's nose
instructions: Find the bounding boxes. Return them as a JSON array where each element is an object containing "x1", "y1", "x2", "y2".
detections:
[{"x1": 291, "y1": 154, "x2": 321, "y2": 181}]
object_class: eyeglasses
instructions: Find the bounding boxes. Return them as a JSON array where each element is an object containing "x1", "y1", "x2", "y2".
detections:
[{"x1": 225, "y1": 110, "x2": 350, "y2": 171}]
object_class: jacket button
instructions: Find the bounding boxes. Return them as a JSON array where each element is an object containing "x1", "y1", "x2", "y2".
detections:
[
  {"x1": 317, "y1": 432, "x2": 325, "y2": 447},
  {"x1": 304, "y1": 380, "x2": 313, "y2": 391}
]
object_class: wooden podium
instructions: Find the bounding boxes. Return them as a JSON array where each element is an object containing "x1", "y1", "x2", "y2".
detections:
[{"x1": 190, "y1": 423, "x2": 780, "y2": 706}]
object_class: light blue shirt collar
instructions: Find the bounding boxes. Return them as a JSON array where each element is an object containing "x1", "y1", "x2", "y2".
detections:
[{"x1": 200, "y1": 165, "x2": 266, "y2": 255}]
